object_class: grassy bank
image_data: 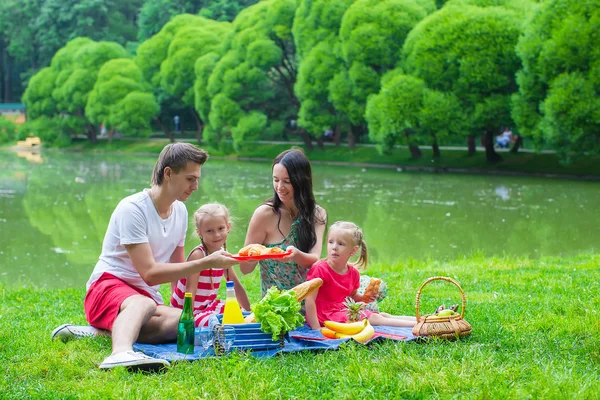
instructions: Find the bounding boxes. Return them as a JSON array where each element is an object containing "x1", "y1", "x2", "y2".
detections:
[
  {"x1": 2, "y1": 254, "x2": 599, "y2": 399},
  {"x1": 54, "y1": 138, "x2": 600, "y2": 179}
]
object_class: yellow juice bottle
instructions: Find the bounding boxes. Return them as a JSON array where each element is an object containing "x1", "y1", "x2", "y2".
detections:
[{"x1": 222, "y1": 281, "x2": 245, "y2": 324}]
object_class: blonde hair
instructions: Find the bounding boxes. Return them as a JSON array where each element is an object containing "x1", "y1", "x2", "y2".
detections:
[
  {"x1": 193, "y1": 203, "x2": 231, "y2": 252},
  {"x1": 329, "y1": 221, "x2": 368, "y2": 270}
]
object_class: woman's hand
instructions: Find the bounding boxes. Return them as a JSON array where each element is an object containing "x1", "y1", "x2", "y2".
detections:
[{"x1": 282, "y1": 245, "x2": 299, "y2": 262}]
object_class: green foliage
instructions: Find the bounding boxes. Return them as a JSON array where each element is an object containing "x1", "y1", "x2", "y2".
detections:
[
  {"x1": 52, "y1": 40, "x2": 131, "y2": 115},
  {"x1": 402, "y1": 4, "x2": 523, "y2": 140},
  {"x1": 203, "y1": 0, "x2": 299, "y2": 148},
  {"x1": 86, "y1": 58, "x2": 159, "y2": 137},
  {"x1": 138, "y1": 0, "x2": 258, "y2": 41},
  {"x1": 293, "y1": 0, "x2": 353, "y2": 137},
  {"x1": 21, "y1": 67, "x2": 58, "y2": 120},
  {"x1": 231, "y1": 111, "x2": 268, "y2": 149},
  {"x1": 21, "y1": 116, "x2": 70, "y2": 147},
  {"x1": 160, "y1": 17, "x2": 232, "y2": 106},
  {"x1": 328, "y1": 0, "x2": 435, "y2": 139},
  {"x1": 0, "y1": 117, "x2": 17, "y2": 144},
  {"x1": 513, "y1": 0, "x2": 600, "y2": 157}
]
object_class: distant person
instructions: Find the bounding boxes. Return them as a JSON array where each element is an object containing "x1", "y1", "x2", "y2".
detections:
[
  {"x1": 174, "y1": 115, "x2": 180, "y2": 134},
  {"x1": 496, "y1": 127, "x2": 513, "y2": 148},
  {"x1": 52, "y1": 143, "x2": 239, "y2": 371},
  {"x1": 239, "y1": 148, "x2": 327, "y2": 296},
  {"x1": 323, "y1": 128, "x2": 334, "y2": 142},
  {"x1": 170, "y1": 203, "x2": 250, "y2": 327},
  {"x1": 304, "y1": 221, "x2": 416, "y2": 329}
]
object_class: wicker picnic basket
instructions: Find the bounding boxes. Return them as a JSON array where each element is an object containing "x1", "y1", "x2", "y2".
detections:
[{"x1": 412, "y1": 276, "x2": 472, "y2": 340}]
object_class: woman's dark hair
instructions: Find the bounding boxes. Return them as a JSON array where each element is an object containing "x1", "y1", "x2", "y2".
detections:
[{"x1": 266, "y1": 148, "x2": 325, "y2": 252}]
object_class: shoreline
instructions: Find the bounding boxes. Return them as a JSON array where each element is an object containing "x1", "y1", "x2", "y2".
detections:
[{"x1": 4, "y1": 141, "x2": 600, "y2": 181}]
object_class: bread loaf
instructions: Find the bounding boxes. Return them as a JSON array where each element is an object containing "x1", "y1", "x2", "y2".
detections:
[{"x1": 292, "y1": 278, "x2": 323, "y2": 301}]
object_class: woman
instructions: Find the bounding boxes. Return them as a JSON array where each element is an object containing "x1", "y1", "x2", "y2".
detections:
[{"x1": 240, "y1": 148, "x2": 327, "y2": 296}]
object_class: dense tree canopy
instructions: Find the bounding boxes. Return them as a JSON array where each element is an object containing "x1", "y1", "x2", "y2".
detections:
[
  {"x1": 14, "y1": 0, "x2": 598, "y2": 161},
  {"x1": 513, "y1": 0, "x2": 600, "y2": 158},
  {"x1": 198, "y1": 0, "x2": 302, "y2": 149},
  {"x1": 401, "y1": 3, "x2": 523, "y2": 160}
]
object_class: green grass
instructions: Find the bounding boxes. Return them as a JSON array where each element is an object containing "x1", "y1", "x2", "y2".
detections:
[
  {"x1": 56, "y1": 139, "x2": 600, "y2": 178},
  {"x1": 2, "y1": 254, "x2": 599, "y2": 399}
]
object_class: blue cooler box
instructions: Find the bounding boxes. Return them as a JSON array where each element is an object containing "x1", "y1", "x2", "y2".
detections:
[{"x1": 207, "y1": 313, "x2": 288, "y2": 352}]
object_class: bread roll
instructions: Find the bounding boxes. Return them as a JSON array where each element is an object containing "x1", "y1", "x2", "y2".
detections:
[
  {"x1": 363, "y1": 278, "x2": 381, "y2": 302},
  {"x1": 238, "y1": 244, "x2": 267, "y2": 256}
]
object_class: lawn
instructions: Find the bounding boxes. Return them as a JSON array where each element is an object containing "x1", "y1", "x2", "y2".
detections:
[{"x1": 1, "y1": 253, "x2": 599, "y2": 399}]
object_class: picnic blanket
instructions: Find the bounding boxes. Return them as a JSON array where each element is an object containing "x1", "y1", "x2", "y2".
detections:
[{"x1": 133, "y1": 325, "x2": 415, "y2": 361}]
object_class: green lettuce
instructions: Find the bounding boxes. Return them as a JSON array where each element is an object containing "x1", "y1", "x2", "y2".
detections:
[{"x1": 251, "y1": 286, "x2": 305, "y2": 340}]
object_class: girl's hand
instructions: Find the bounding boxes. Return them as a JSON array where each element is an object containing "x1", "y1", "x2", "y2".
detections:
[{"x1": 282, "y1": 246, "x2": 299, "y2": 262}]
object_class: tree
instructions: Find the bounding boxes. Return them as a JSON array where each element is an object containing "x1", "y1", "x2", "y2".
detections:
[
  {"x1": 137, "y1": 0, "x2": 259, "y2": 41},
  {"x1": 329, "y1": 0, "x2": 435, "y2": 150},
  {"x1": 293, "y1": 0, "x2": 354, "y2": 148},
  {"x1": 513, "y1": 0, "x2": 600, "y2": 159},
  {"x1": 86, "y1": 58, "x2": 159, "y2": 139},
  {"x1": 22, "y1": 67, "x2": 58, "y2": 120},
  {"x1": 366, "y1": 72, "x2": 464, "y2": 157},
  {"x1": 201, "y1": 0, "x2": 305, "y2": 150},
  {"x1": 52, "y1": 39, "x2": 130, "y2": 142},
  {"x1": 160, "y1": 17, "x2": 232, "y2": 141},
  {"x1": 402, "y1": 4, "x2": 523, "y2": 162},
  {"x1": 1, "y1": 0, "x2": 143, "y2": 102}
]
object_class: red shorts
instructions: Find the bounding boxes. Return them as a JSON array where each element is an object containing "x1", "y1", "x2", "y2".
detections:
[{"x1": 84, "y1": 272, "x2": 156, "y2": 331}]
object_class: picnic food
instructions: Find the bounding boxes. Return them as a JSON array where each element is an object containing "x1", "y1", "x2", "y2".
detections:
[
  {"x1": 343, "y1": 297, "x2": 366, "y2": 322},
  {"x1": 251, "y1": 287, "x2": 304, "y2": 340},
  {"x1": 266, "y1": 247, "x2": 285, "y2": 255},
  {"x1": 238, "y1": 244, "x2": 268, "y2": 256},
  {"x1": 362, "y1": 278, "x2": 381, "y2": 302},
  {"x1": 243, "y1": 278, "x2": 323, "y2": 323},
  {"x1": 321, "y1": 320, "x2": 375, "y2": 343},
  {"x1": 324, "y1": 319, "x2": 368, "y2": 335},
  {"x1": 292, "y1": 278, "x2": 323, "y2": 301}
]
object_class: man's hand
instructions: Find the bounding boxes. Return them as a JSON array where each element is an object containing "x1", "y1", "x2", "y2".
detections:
[{"x1": 203, "y1": 250, "x2": 239, "y2": 269}]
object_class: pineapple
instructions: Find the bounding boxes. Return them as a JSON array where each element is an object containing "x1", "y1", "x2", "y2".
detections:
[{"x1": 343, "y1": 297, "x2": 366, "y2": 322}]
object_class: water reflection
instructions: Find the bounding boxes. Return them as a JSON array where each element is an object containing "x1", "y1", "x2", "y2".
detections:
[{"x1": 0, "y1": 150, "x2": 598, "y2": 288}]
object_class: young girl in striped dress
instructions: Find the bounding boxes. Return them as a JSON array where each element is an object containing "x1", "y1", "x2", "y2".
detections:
[{"x1": 171, "y1": 203, "x2": 250, "y2": 327}]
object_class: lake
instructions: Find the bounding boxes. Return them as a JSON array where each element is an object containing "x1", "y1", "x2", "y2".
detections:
[{"x1": 1, "y1": 149, "x2": 598, "y2": 288}]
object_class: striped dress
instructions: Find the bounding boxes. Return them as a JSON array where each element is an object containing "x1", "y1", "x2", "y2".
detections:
[{"x1": 170, "y1": 244, "x2": 227, "y2": 327}]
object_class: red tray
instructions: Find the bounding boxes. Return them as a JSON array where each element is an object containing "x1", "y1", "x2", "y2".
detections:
[{"x1": 231, "y1": 249, "x2": 292, "y2": 261}]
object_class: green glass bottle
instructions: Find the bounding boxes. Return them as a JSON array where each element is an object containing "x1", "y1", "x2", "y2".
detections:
[{"x1": 177, "y1": 292, "x2": 195, "y2": 354}]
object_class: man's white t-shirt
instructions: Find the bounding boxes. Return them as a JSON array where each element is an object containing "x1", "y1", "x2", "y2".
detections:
[{"x1": 86, "y1": 189, "x2": 187, "y2": 304}]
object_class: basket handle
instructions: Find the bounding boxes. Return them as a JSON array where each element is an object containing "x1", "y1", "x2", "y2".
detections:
[{"x1": 415, "y1": 276, "x2": 466, "y2": 321}]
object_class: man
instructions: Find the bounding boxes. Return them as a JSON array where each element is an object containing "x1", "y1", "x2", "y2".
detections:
[{"x1": 52, "y1": 143, "x2": 238, "y2": 371}]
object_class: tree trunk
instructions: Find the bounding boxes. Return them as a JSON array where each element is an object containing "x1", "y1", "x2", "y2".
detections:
[
  {"x1": 156, "y1": 118, "x2": 175, "y2": 143},
  {"x1": 87, "y1": 125, "x2": 97, "y2": 144},
  {"x1": 484, "y1": 129, "x2": 503, "y2": 163},
  {"x1": 1, "y1": 46, "x2": 11, "y2": 102},
  {"x1": 467, "y1": 135, "x2": 476, "y2": 156},
  {"x1": 348, "y1": 125, "x2": 356, "y2": 150},
  {"x1": 405, "y1": 129, "x2": 422, "y2": 159},
  {"x1": 316, "y1": 136, "x2": 325, "y2": 150},
  {"x1": 510, "y1": 135, "x2": 523, "y2": 153},
  {"x1": 431, "y1": 132, "x2": 441, "y2": 158},
  {"x1": 190, "y1": 107, "x2": 204, "y2": 143},
  {"x1": 333, "y1": 125, "x2": 342, "y2": 146},
  {"x1": 297, "y1": 128, "x2": 313, "y2": 151}
]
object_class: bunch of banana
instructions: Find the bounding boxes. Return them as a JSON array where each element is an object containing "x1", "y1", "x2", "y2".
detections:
[{"x1": 320, "y1": 319, "x2": 375, "y2": 343}]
